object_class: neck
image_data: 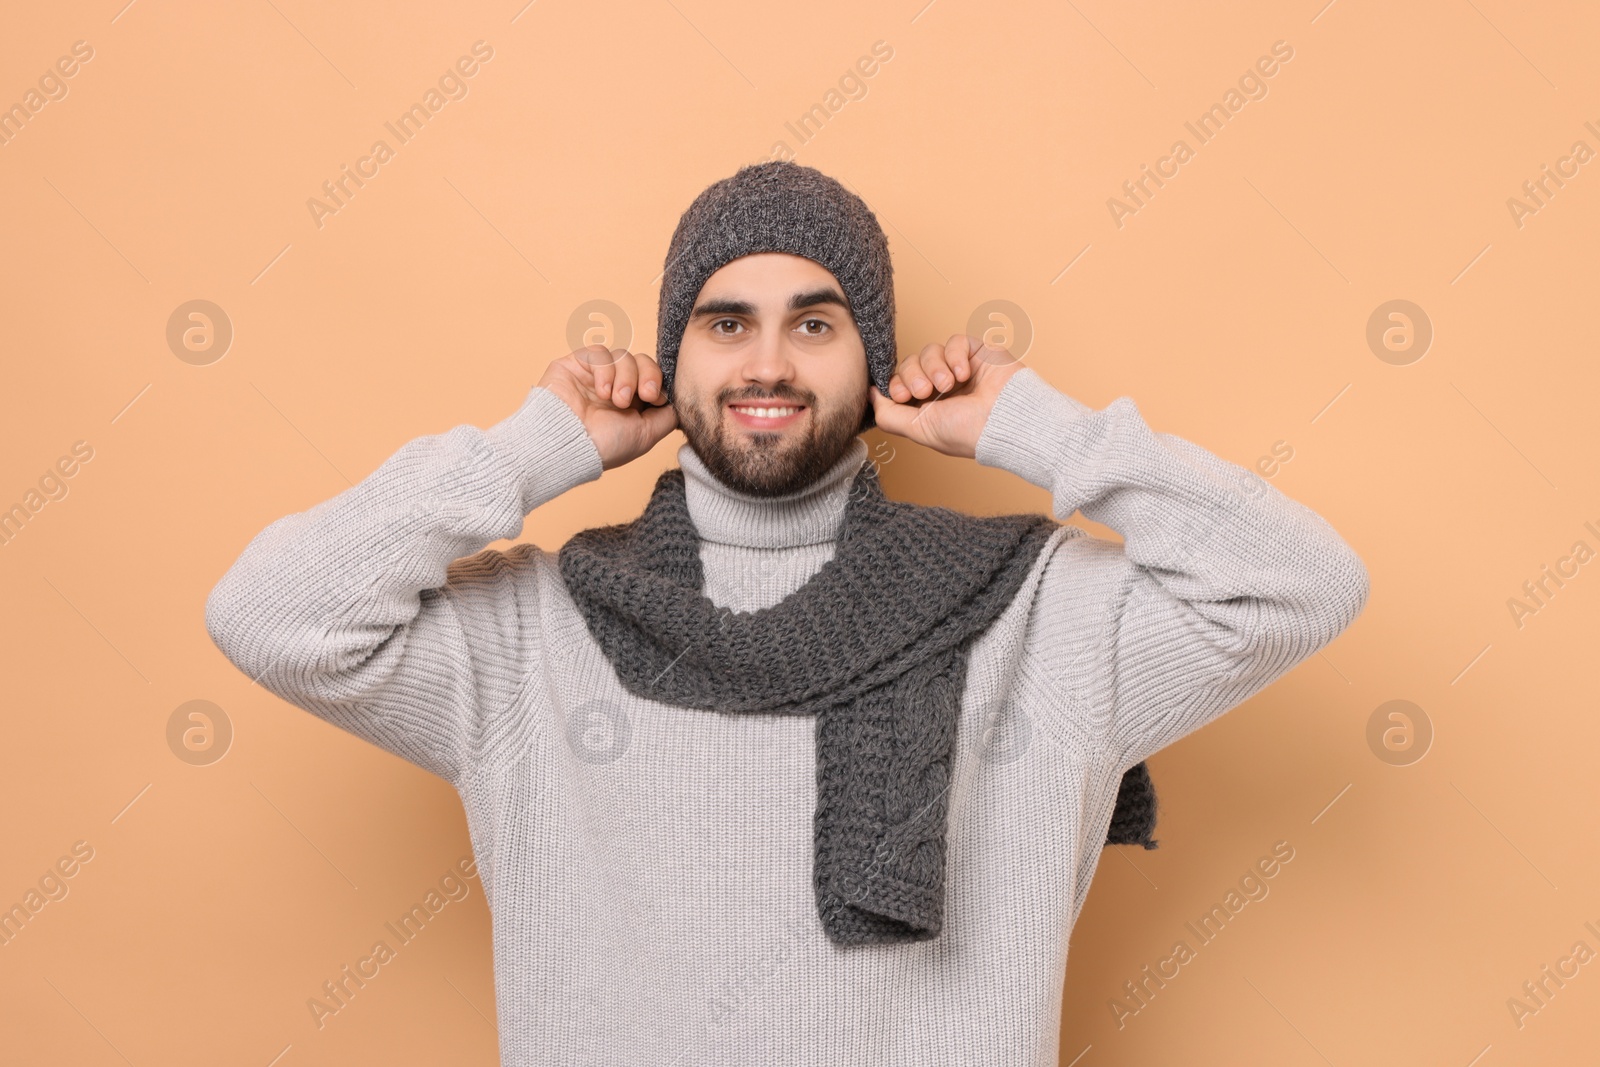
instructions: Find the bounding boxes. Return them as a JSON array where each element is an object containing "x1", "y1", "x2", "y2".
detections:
[{"x1": 678, "y1": 438, "x2": 868, "y2": 550}]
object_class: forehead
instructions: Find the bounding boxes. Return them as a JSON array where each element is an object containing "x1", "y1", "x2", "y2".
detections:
[{"x1": 695, "y1": 252, "x2": 843, "y2": 301}]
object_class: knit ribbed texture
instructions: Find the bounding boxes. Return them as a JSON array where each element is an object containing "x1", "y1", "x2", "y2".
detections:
[
  {"x1": 654, "y1": 160, "x2": 897, "y2": 428},
  {"x1": 204, "y1": 368, "x2": 1370, "y2": 1066},
  {"x1": 557, "y1": 450, "x2": 1065, "y2": 945}
]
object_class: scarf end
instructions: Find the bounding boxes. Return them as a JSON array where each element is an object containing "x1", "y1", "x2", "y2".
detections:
[{"x1": 819, "y1": 867, "x2": 945, "y2": 946}]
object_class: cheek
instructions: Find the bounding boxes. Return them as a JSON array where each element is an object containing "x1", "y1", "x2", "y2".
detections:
[{"x1": 677, "y1": 390, "x2": 720, "y2": 429}]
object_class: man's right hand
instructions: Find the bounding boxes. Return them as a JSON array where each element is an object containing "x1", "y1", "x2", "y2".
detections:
[{"x1": 538, "y1": 346, "x2": 679, "y2": 471}]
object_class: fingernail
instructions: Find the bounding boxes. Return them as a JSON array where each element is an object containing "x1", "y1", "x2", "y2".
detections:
[{"x1": 618, "y1": 385, "x2": 631, "y2": 402}]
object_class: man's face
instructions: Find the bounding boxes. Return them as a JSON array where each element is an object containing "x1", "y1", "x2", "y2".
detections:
[{"x1": 672, "y1": 252, "x2": 870, "y2": 498}]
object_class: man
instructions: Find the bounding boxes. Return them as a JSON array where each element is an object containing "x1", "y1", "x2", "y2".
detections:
[{"x1": 206, "y1": 160, "x2": 1369, "y2": 1065}]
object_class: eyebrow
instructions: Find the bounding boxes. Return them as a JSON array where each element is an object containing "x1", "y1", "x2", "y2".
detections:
[{"x1": 689, "y1": 286, "x2": 850, "y2": 320}]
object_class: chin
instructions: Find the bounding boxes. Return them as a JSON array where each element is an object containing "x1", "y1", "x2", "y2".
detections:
[{"x1": 679, "y1": 390, "x2": 868, "y2": 496}]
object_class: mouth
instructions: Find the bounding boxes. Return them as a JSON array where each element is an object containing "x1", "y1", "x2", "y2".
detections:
[{"x1": 727, "y1": 401, "x2": 807, "y2": 430}]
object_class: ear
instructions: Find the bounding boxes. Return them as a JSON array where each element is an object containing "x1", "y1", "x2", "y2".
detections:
[{"x1": 856, "y1": 395, "x2": 877, "y2": 435}]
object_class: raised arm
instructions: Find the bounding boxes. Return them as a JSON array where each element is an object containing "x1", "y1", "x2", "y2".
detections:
[
  {"x1": 204, "y1": 384, "x2": 606, "y2": 787},
  {"x1": 973, "y1": 367, "x2": 1370, "y2": 775}
]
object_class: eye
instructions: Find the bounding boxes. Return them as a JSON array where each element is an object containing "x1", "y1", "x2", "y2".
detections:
[
  {"x1": 711, "y1": 318, "x2": 744, "y2": 335},
  {"x1": 797, "y1": 318, "x2": 831, "y2": 336}
]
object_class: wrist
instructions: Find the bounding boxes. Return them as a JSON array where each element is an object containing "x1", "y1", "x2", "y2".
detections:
[
  {"x1": 973, "y1": 366, "x2": 1093, "y2": 490},
  {"x1": 484, "y1": 386, "x2": 605, "y2": 513}
]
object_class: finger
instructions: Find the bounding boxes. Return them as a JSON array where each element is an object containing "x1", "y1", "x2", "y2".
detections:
[
  {"x1": 889, "y1": 358, "x2": 921, "y2": 402},
  {"x1": 905, "y1": 345, "x2": 941, "y2": 398},
  {"x1": 868, "y1": 382, "x2": 921, "y2": 443},
  {"x1": 640, "y1": 395, "x2": 679, "y2": 438},
  {"x1": 610, "y1": 349, "x2": 638, "y2": 408},
  {"x1": 582, "y1": 344, "x2": 616, "y2": 399},
  {"x1": 946, "y1": 335, "x2": 976, "y2": 381},
  {"x1": 636, "y1": 352, "x2": 666, "y2": 404},
  {"x1": 968, "y1": 332, "x2": 1010, "y2": 369},
  {"x1": 920, "y1": 340, "x2": 956, "y2": 393},
  {"x1": 889, "y1": 369, "x2": 912, "y2": 403}
]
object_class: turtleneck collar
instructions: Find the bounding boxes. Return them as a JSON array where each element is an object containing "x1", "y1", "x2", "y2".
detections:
[{"x1": 678, "y1": 437, "x2": 868, "y2": 550}]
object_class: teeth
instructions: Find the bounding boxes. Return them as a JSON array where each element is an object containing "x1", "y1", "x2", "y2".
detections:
[{"x1": 734, "y1": 406, "x2": 799, "y2": 418}]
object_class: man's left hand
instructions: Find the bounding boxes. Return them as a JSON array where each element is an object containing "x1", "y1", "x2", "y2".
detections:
[{"x1": 867, "y1": 334, "x2": 1024, "y2": 459}]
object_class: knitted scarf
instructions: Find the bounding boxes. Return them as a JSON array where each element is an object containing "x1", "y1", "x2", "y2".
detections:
[{"x1": 557, "y1": 454, "x2": 1158, "y2": 946}]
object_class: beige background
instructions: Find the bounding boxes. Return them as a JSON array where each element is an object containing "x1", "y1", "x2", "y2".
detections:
[{"x1": 2, "y1": 0, "x2": 1597, "y2": 1063}]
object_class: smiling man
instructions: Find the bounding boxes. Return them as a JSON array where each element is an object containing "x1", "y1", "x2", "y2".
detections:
[
  {"x1": 670, "y1": 251, "x2": 871, "y2": 498},
  {"x1": 205, "y1": 160, "x2": 1370, "y2": 1066}
]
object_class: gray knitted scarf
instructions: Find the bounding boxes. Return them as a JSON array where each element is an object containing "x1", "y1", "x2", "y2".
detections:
[{"x1": 558, "y1": 454, "x2": 1158, "y2": 946}]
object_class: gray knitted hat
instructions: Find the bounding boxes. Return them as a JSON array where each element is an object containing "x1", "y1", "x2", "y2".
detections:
[{"x1": 655, "y1": 160, "x2": 896, "y2": 429}]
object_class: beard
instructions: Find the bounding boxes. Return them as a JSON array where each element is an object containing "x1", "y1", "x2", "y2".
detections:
[{"x1": 674, "y1": 381, "x2": 869, "y2": 498}]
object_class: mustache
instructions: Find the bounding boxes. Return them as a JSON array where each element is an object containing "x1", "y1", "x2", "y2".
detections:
[{"x1": 720, "y1": 387, "x2": 811, "y2": 406}]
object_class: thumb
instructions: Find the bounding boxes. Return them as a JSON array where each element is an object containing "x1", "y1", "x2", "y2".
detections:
[
  {"x1": 868, "y1": 385, "x2": 921, "y2": 443},
  {"x1": 640, "y1": 399, "x2": 680, "y2": 442}
]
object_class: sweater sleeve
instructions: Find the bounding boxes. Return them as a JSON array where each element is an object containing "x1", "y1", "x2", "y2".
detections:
[
  {"x1": 204, "y1": 385, "x2": 605, "y2": 787},
  {"x1": 973, "y1": 367, "x2": 1370, "y2": 774}
]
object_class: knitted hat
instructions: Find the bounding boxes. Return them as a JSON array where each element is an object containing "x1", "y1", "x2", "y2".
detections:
[{"x1": 655, "y1": 160, "x2": 896, "y2": 431}]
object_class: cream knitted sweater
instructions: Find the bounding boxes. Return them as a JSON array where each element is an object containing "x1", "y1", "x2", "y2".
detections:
[{"x1": 205, "y1": 367, "x2": 1369, "y2": 1066}]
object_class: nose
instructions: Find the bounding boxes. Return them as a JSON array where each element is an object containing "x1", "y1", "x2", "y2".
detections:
[{"x1": 739, "y1": 330, "x2": 799, "y2": 398}]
